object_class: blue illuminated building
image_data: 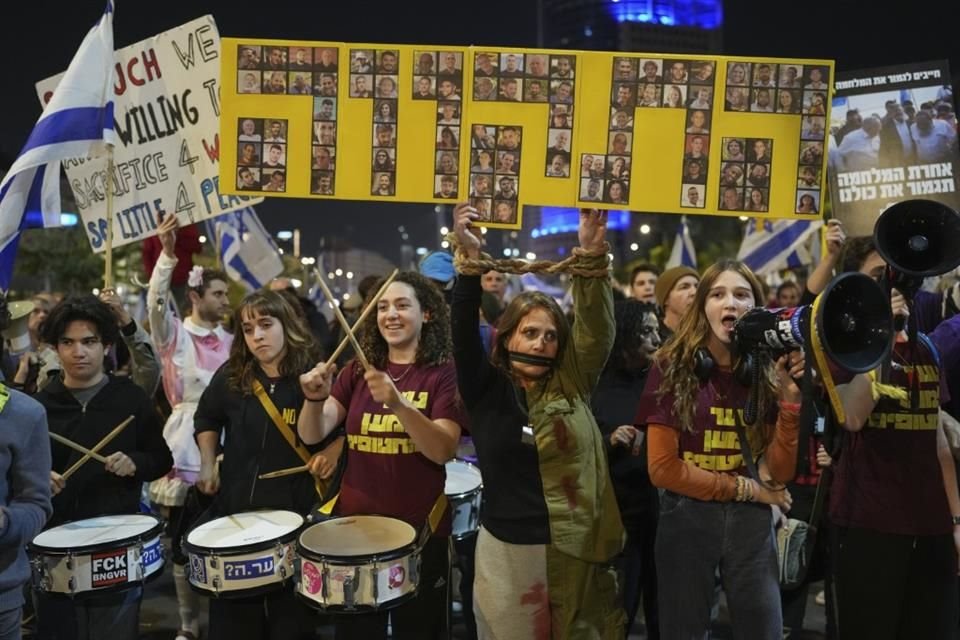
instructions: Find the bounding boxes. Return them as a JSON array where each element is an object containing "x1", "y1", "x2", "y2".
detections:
[
  {"x1": 607, "y1": 0, "x2": 723, "y2": 29},
  {"x1": 542, "y1": 0, "x2": 723, "y2": 53}
]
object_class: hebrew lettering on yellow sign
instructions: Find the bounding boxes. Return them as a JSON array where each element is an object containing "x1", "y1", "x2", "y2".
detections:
[{"x1": 221, "y1": 39, "x2": 833, "y2": 229}]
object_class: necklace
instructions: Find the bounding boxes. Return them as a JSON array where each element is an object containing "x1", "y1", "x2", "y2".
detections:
[{"x1": 387, "y1": 363, "x2": 413, "y2": 383}]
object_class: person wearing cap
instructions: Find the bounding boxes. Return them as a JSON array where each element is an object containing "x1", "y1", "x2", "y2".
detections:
[{"x1": 655, "y1": 266, "x2": 699, "y2": 344}]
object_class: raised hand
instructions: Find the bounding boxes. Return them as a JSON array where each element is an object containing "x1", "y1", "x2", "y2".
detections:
[
  {"x1": 453, "y1": 202, "x2": 483, "y2": 258},
  {"x1": 157, "y1": 213, "x2": 179, "y2": 258},
  {"x1": 578, "y1": 208, "x2": 608, "y2": 253}
]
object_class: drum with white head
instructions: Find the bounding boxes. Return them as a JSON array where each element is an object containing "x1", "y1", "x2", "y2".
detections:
[
  {"x1": 297, "y1": 515, "x2": 421, "y2": 611},
  {"x1": 184, "y1": 510, "x2": 303, "y2": 598},
  {"x1": 28, "y1": 514, "x2": 165, "y2": 597},
  {"x1": 444, "y1": 459, "x2": 482, "y2": 539}
]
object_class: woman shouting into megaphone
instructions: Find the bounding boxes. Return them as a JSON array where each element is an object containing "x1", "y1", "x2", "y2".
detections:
[{"x1": 635, "y1": 258, "x2": 803, "y2": 639}]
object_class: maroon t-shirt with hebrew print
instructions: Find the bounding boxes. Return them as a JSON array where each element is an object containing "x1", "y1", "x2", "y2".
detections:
[
  {"x1": 635, "y1": 361, "x2": 765, "y2": 476},
  {"x1": 331, "y1": 359, "x2": 467, "y2": 537},
  {"x1": 829, "y1": 339, "x2": 952, "y2": 536}
]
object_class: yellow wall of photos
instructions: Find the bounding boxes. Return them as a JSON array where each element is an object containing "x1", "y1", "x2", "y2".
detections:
[{"x1": 221, "y1": 38, "x2": 833, "y2": 229}]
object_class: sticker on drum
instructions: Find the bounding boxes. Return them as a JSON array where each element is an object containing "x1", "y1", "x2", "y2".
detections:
[
  {"x1": 297, "y1": 515, "x2": 420, "y2": 611},
  {"x1": 184, "y1": 510, "x2": 303, "y2": 598},
  {"x1": 28, "y1": 514, "x2": 165, "y2": 597}
]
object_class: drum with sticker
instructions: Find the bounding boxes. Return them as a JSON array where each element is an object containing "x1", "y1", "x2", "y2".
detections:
[
  {"x1": 444, "y1": 459, "x2": 482, "y2": 540},
  {"x1": 184, "y1": 510, "x2": 303, "y2": 598},
  {"x1": 28, "y1": 514, "x2": 165, "y2": 597},
  {"x1": 296, "y1": 515, "x2": 421, "y2": 612}
]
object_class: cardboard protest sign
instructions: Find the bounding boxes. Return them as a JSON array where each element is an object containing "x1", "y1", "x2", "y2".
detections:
[
  {"x1": 828, "y1": 61, "x2": 958, "y2": 236},
  {"x1": 220, "y1": 38, "x2": 833, "y2": 228},
  {"x1": 36, "y1": 16, "x2": 261, "y2": 252}
]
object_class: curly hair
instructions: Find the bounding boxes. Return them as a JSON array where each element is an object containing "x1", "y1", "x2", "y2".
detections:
[
  {"x1": 227, "y1": 290, "x2": 319, "y2": 394},
  {"x1": 655, "y1": 259, "x2": 777, "y2": 449},
  {"x1": 40, "y1": 294, "x2": 119, "y2": 347},
  {"x1": 491, "y1": 291, "x2": 569, "y2": 379},
  {"x1": 840, "y1": 235, "x2": 876, "y2": 274},
  {"x1": 606, "y1": 300, "x2": 659, "y2": 373},
  {"x1": 355, "y1": 271, "x2": 452, "y2": 372}
]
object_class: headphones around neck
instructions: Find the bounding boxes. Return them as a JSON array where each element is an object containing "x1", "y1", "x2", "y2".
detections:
[{"x1": 693, "y1": 346, "x2": 754, "y2": 387}]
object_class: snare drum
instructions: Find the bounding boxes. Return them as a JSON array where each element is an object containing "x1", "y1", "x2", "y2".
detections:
[
  {"x1": 28, "y1": 514, "x2": 165, "y2": 597},
  {"x1": 184, "y1": 510, "x2": 303, "y2": 598},
  {"x1": 297, "y1": 515, "x2": 421, "y2": 612},
  {"x1": 445, "y1": 459, "x2": 482, "y2": 540}
]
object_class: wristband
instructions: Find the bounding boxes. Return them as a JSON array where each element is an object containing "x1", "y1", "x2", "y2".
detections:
[
  {"x1": 305, "y1": 395, "x2": 328, "y2": 403},
  {"x1": 778, "y1": 400, "x2": 801, "y2": 413},
  {"x1": 952, "y1": 515, "x2": 960, "y2": 526}
]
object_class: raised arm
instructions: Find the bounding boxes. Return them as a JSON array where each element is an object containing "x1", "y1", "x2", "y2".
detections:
[
  {"x1": 451, "y1": 202, "x2": 497, "y2": 407},
  {"x1": 567, "y1": 209, "x2": 615, "y2": 393},
  {"x1": 146, "y1": 214, "x2": 181, "y2": 349},
  {"x1": 805, "y1": 220, "x2": 845, "y2": 298},
  {"x1": 100, "y1": 287, "x2": 161, "y2": 397}
]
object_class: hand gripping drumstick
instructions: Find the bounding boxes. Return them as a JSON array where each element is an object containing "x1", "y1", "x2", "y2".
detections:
[
  {"x1": 322, "y1": 268, "x2": 399, "y2": 367},
  {"x1": 313, "y1": 269, "x2": 376, "y2": 371},
  {"x1": 258, "y1": 464, "x2": 309, "y2": 480},
  {"x1": 61, "y1": 414, "x2": 135, "y2": 480},
  {"x1": 49, "y1": 433, "x2": 108, "y2": 463}
]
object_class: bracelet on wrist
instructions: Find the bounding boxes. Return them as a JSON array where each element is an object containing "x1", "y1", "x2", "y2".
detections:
[
  {"x1": 951, "y1": 515, "x2": 960, "y2": 526},
  {"x1": 304, "y1": 395, "x2": 328, "y2": 403},
  {"x1": 779, "y1": 400, "x2": 802, "y2": 413}
]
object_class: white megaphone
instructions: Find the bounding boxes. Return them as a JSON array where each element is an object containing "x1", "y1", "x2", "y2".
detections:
[{"x1": 2, "y1": 301, "x2": 35, "y2": 353}]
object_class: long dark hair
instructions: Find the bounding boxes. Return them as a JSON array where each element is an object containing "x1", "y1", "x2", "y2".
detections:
[
  {"x1": 227, "y1": 290, "x2": 319, "y2": 393},
  {"x1": 656, "y1": 260, "x2": 776, "y2": 446},
  {"x1": 357, "y1": 271, "x2": 451, "y2": 371}
]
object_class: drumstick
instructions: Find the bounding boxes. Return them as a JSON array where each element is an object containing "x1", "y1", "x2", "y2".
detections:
[
  {"x1": 313, "y1": 269, "x2": 372, "y2": 371},
  {"x1": 61, "y1": 415, "x2": 134, "y2": 480},
  {"x1": 49, "y1": 433, "x2": 108, "y2": 463},
  {"x1": 257, "y1": 464, "x2": 310, "y2": 480},
  {"x1": 324, "y1": 269, "x2": 398, "y2": 366}
]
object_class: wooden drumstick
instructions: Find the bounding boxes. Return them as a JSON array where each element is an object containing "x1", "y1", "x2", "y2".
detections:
[
  {"x1": 258, "y1": 464, "x2": 309, "y2": 480},
  {"x1": 61, "y1": 414, "x2": 134, "y2": 480},
  {"x1": 324, "y1": 269, "x2": 399, "y2": 366},
  {"x1": 313, "y1": 269, "x2": 372, "y2": 371},
  {"x1": 49, "y1": 433, "x2": 108, "y2": 463}
]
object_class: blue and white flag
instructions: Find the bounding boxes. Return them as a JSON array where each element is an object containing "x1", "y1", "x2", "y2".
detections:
[
  {"x1": 0, "y1": 1, "x2": 116, "y2": 289},
  {"x1": 215, "y1": 207, "x2": 283, "y2": 291},
  {"x1": 665, "y1": 217, "x2": 697, "y2": 269},
  {"x1": 737, "y1": 219, "x2": 822, "y2": 276}
]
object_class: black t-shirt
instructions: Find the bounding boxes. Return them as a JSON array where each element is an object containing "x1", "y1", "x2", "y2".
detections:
[
  {"x1": 451, "y1": 275, "x2": 550, "y2": 544},
  {"x1": 195, "y1": 365, "x2": 327, "y2": 517}
]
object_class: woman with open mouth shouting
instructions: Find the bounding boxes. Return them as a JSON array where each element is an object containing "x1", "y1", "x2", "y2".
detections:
[{"x1": 635, "y1": 259, "x2": 804, "y2": 639}]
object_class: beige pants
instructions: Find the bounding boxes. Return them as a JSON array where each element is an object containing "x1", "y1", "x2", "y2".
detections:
[{"x1": 473, "y1": 526, "x2": 624, "y2": 640}]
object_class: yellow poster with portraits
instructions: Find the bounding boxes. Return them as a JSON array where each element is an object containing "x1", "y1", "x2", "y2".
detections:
[{"x1": 221, "y1": 39, "x2": 833, "y2": 228}]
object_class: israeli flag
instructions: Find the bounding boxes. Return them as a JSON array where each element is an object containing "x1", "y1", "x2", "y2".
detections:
[
  {"x1": 665, "y1": 217, "x2": 697, "y2": 269},
  {"x1": 215, "y1": 207, "x2": 283, "y2": 291},
  {"x1": 737, "y1": 219, "x2": 822, "y2": 276},
  {"x1": 0, "y1": 1, "x2": 116, "y2": 289}
]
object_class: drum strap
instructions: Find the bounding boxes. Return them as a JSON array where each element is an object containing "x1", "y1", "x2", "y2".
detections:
[{"x1": 252, "y1": 379, "x2": 329, "y2": 498}]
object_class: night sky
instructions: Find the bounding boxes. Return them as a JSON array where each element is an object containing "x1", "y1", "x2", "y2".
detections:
[{"x1": 5, "y1": 0, "x2": 958, "y2": 261}]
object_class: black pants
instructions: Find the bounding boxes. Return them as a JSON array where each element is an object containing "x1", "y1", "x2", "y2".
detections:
[
  {"x1": 35, "y1": 587, "x2": 141, "y2": 640},
  {"x1": 835, "y1": 526, "x2": 958, "y2": 640},
  {"x1": 453, "y1": 533, "x2": 478, "y2": 640},
  {"x1": 208, "y1": 588, "x2": 314, "y2": 640},
  {"x1": 335, "y1": 535, "x2": 451, "y2": 640},
  {"x1": 618, "y1": 512, "x2": 659, "y2": 639}
]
